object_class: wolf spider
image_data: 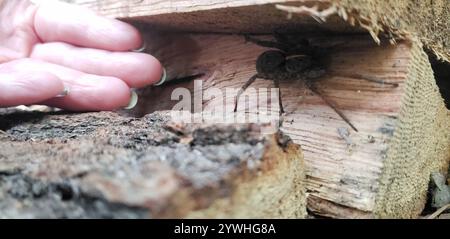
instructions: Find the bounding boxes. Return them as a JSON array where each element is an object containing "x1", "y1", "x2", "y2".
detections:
[{"x1": 233, "y1": 33, "x2": 399, "y2": 132}]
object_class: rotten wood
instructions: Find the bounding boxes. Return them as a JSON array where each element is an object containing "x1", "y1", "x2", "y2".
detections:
[{"x1": 0, "y1": 110, "x2": 305, "y2": 218}]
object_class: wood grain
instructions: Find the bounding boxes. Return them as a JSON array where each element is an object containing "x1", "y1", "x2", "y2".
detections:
[
  {"x1": 61, "y1": 0, "x2": 450, "y2": 218},
  {"x1": 127, "y1": 33, "x2": 409, "y2": 215},
  {"x1": 67, "y1": 0, "x2": 358, "y2": 33},
  {"x1": 51, "y1": 0, "x2": 450, "y2": 218}
]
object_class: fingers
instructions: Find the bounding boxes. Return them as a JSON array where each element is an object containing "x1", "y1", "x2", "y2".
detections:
[
  {"x1": 1, "y1": 59, "x2": 132, "y2": 111},
  {"x1": 31, "y1": 42, "x2": 163, "y2": 88},
  {"x1": 0, "y1": 69, "x2": 64, "y2": 107},
  {"x1": 39, "y1": 75, "x2": 131, "y2": 111},
  {"x1": 33, "y1": 1, "x2": 142, "y2": 51}
]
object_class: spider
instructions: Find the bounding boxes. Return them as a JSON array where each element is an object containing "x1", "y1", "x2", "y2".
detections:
[{"x1": 233, "y1": 33, "x2": 399, "y2": 132}]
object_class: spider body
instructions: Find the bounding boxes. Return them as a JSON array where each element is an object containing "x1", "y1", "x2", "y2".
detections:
[
  {"x1": 255, "y1": 50, "x2": 326, "y2": 81},
  {"x1": 234, "y1": 34, "x2": 399, "y2": 132}
]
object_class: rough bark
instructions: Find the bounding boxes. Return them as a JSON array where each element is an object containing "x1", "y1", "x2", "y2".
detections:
[{"x1": 0, "y1": 110, "x2": 305, "y2": 218}]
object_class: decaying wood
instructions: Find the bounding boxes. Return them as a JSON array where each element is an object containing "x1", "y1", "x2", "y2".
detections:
[
  {"x1": 0, "y1": 110, "x2": 305, "y2": 218},
  {"x1": 131, "y1": 33, "x2": 450, "y2": 218}
]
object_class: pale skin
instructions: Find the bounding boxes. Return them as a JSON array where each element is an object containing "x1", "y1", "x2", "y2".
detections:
[{"x1": 0, "y1": 0, "x2": 163, "y2": 111}]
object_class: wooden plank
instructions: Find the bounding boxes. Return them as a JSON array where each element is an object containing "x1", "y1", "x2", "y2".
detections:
[
  {"x1": 73, "y1": 0, "x2": 301, "y2": 15},
  {"x1": 128, "y1": 32, "x2": 450, "y2": 218},
  {"x1": 67, "y1": 0, "x2": 450, "y2": 61},
  {"x1": 65, "y1": 0, "x2": 355, "y2": 33}
]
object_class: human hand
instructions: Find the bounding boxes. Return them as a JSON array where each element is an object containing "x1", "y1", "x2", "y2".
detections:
[{"x1": 0, "y1": 0, "x2": 163, "y2": 111}]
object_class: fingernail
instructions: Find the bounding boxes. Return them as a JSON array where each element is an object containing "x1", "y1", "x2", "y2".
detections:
[
  {"x1": 124, "y1": 90, "x2": 138, "y2": 110},
  {"x1": 154, "y1": 67, "x2": 167, "y2": 86},
  {"x1": 55, "y1": 87, "x2": 70, "y2": 98},
  {"x1": 132, "y1": 41, "x2": 147, "y2": 53}
]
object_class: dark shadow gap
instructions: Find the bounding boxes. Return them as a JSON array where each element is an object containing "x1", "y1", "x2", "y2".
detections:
[{"x1": 427, "y1": 52, "x2": 450, "y2": 109}]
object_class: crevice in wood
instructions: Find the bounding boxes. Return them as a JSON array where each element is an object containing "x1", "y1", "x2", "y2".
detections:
[{"x1": 427, "y1": 52, "x2": 450, "y2": 109}]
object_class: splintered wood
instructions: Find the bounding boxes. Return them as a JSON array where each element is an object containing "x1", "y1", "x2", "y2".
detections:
[
  {"x1": 70, "y1": 0, "x2": 450, "y2": 62},
  {"x1": 67, "y1": 0, "x2": 354, "y2": 33}
]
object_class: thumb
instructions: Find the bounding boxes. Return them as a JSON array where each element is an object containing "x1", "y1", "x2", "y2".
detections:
[{"x1": 0, "y1": 69, "x2": 64, "y2": 107}]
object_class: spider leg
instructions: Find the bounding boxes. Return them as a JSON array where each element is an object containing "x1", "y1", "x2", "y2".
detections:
[
  {"x1": 331, "y1": 72, "x2": 399, "y2": 87},
  {"x1": 358, "y1": 74, "x2": 399, "y2": 87},
  {"x1": 307, "y1": 82, "x2": 359, "y2": 132},
  {"x1": 278, "y1": 80, "x2": 311, "y2": 129},
  {"x1": 244, "y1": 35, "x2": 287, "y2": 50},
  {"x1": 234, "y1": 74, "x2": 259, "y2": 112},
  {"x1": 274, "y1": 31, "x2": 309, "y2": 46},
  {"x1": 273, "y1": 78, "x2": 285, "y2": 115}
]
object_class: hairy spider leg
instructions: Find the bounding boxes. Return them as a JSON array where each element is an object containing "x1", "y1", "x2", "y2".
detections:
[
  {"x1": 273, "y1": 78, "x2": 285, "y2": 114},
  {"x1": 234, "y1": 74, "x2": 259, "y2": 112},
  {"x1": 329, "y1": 71, "x2": 399, "y2": 87},
  {"x1": 244, "y1": 35, "x2": 288, "y2": 51},
  {"x1": 357, "y1": 74, "x2": 398, "y2": 87},
  {"x1": 273, "y1": 31, "x2": 309, "y2": 47},
  {"x1": 354, "y1": 74, "x2": 399, "y2": 87},
  {"x1": 307, "y1": 82, "x2": 359, "y2": 132},
  {"x1": 246, "y1": 34, "x2": 323, "y2": 58}
]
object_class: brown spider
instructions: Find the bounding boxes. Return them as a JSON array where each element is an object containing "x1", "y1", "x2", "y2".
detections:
[{"x1": 233, "y1": 34, "x2": 399, "y2": 132}]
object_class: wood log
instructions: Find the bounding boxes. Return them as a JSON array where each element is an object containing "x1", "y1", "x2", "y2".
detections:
[
  {"x1": 68, "y1": 0, "x2": 450, "y2": 62},
  {"x1": 0, "y1": 110, "x2": 305, "y2": 218},
  {"x1": 128, "y1": 31, "x2": 449, "y2": 218},
  {"x1": 6, "y1": 0, "x2": 448, "y2": 218}
]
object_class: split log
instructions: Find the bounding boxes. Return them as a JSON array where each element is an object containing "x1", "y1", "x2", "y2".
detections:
[
  {"x1": 69, "y1": 0, "x2": 450, "y2": 62},
  {"x1": 129, "y1": 32, "x2": 449, "y2": 218},
  {"x1": 0, "y1": 111, "x2": 305, "y2": 218},
  {"x1": 9, "y1": 0, "x2": 449, "y2": 218}
]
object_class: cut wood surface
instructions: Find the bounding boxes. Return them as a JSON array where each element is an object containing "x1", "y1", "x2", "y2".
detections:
[
  {"x1": 68, "y1": 0, "x2": 355, "y2": 33},
  {"x1": 130, "y1": 33, "x2": 450, "y2": 218},
  {"x1": 0, "y1": 111, "x2": 305, "y2": 218},
  {"x1": 68, "y1": 0, "x2": 450, "y2": 62}
]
